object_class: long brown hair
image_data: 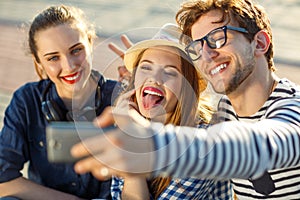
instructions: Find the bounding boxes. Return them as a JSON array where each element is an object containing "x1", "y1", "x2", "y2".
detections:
[{"x1": 123, "y1": 46, "x2": 213, "y2": 199}]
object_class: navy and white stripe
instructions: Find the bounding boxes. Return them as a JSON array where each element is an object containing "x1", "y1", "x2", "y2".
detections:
[
  {"x1": 110, "y1": 122, "x2": 232, "y2": 199},
  {"x1": 151, "y1": 79, "x2": 300, "y2": 199}
]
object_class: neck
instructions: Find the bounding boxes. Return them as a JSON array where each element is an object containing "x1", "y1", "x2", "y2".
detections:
[
  {"x1": 64, "y1": 77, "x2": 98, "y2": 111},
  {"x1": 146, "y1": 112, "x2": 172, "y2": 124},
  {"x1": 228, "y1": 71, "x2": 278, "y2": 117}
]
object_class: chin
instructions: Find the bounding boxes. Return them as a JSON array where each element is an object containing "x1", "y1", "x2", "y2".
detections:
[
  {"x1": 212, "y1": 83, "x2": 227, "y2": 94},
  {"x1": 148, "y1": 112, "x2": 168, "y2": 123}
]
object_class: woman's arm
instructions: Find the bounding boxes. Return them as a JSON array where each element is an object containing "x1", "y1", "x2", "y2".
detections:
[
  {"x1": 0, "y1": 177, "x2": 85, "y2": 200},
  {"x1": 121, "y1": 177, "x2": 150, "y2": 200}
]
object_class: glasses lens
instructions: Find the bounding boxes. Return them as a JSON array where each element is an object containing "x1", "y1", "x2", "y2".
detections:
[
  {"x1": 186, "y1": 27, "x2": 227, "y2": 61},
  {"x1": 186, "y1": 41, "x2": 202, "y2": 61},
  {"x1": 207, "y1": 28, "x2": 226, "y2": 49}
]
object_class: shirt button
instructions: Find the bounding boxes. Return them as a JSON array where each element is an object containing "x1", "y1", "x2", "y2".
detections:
[
  {"x1": 39, "y1": 141, "x2": 44, "y2": 147},
  {"x1": 71, "y1": 182, "x2": 77, "y2": 186}
]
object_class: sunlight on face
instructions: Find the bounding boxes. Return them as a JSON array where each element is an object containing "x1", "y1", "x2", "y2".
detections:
[
  {"x1": 191, "y1": 10, "x2": 254, "y2": 95},
  {"x1": 134, "y1": 46, "x2": 182, "y2": 122},
  {"x1": 35, "y1": 23, "x2": 93, "y2": 99}
]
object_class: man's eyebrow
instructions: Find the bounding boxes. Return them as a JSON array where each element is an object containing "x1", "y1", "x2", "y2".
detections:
[{"x1": 69, "y1": 43, "x2": 82, "y2": 50}]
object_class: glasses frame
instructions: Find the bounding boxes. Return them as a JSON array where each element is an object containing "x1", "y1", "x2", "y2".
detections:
[{"x1": 185, "y1": 25, "x2": 248, "y2": 61}]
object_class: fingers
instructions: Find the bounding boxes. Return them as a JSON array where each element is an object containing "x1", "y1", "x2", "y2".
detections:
[
  {"x1": 118, "y1": 65, "x2": 129, "y2": 76},
  {"x1": 108, "y1": 34, "x2": 133, "y2": 59},
  {"x1": 73, "y1": 139, "x2": 124, "y2": 179},
  {"x1": 74, "y1": 157, "x2": 121, "y2": 180},
  {"x1": 71, "y1": 122, "x2": 155, "y2": 179},
  {"x1": 71, "y1": 134, "x2": 104, "y2": 158},
  {"x1": 115, "y1": 89, "x2": 135, "y2": 104},
  {"x1": 108, "y1": 43, "x2": 125, "y2": 59},
  {"x1": 75, "y1": 158, "x2": 112, "y2": 180},
  {"x1": 118, "y1": 65, "x2": 132, "y2": 84},
  {"x1": 115, "y1": 89, "x2": 138, "y2": 112},
  {"x1": 128, "y1": 109, "x2": 151, "y2": 128},
  {"x1": 120, "y1": 34, "x2": 133, "y2": 49},
  {"x1": 71, "y1": 123, "x2": 119, "y2": 158},
  {"x1": 93, "y1": 107, "x2": 115, "y2": 128},
  {"x1": 73, "y1": 137, "x2": 152, "y2": 179}
]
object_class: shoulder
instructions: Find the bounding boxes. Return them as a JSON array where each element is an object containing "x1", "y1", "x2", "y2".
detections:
[
  {"x1": 276, "y1": 78, "x2": 300, "y2": 96},
  {"x1": 97, "y1": 72, "x2": 123, "y2": 96},
  {"x1": 264, "y1": 79, "x2": 300, "y2": 118},
  {"x1": 12, "y1": 79, "x2": 50, "y2": 101},
  {"x1": 103, "y1": 78, "x2": 120, "y2": 90},
  {"x1": 3, "y1": 80, "x2": 51, "y2": 121},
  {"x1": 269, "y1": 78, "x2": 300, "y2": 104},
  {"x1": 100, "y1": 76, "x2": 120, "y2": 90}
]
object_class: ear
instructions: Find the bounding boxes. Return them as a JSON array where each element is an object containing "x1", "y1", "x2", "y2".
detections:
[
  {"x1": 253, "y1": 30, "x2": 270, "y2": 56},
  {"x1": 32, "y1": 55, "x2": 46, "y2": 79}
]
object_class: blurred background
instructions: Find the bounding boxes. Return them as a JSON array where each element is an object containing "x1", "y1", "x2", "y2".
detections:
[{"x1": 0, "y1": 0, "x2": 300, "y2": 128}]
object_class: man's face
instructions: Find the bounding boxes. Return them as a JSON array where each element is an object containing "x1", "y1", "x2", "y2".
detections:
[{"x1": 190, "y1": 9, "x2": 255, "y2": 95}]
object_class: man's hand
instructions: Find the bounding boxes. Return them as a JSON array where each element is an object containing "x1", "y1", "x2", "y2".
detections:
[
  {"x1": 71, "y1": 107, "x2": 154, "y2": 180},
  {"x1": 71, "y1": 94, "x2": 154, "y2": 180}
]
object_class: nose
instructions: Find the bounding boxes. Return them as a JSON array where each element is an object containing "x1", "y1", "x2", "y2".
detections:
[
  {"x1": 61, "y1": 55, "x2": 76, "y2": 71},
  {"x1": 201, "y1": 41, "x2": 218, "y2": 62},
  {"x1": 147, "y1": 70, "x2": 163, "y2": 85}
]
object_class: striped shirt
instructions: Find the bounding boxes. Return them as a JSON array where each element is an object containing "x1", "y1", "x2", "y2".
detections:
[
  {"x1": 110, "y1": 123, "x2": 233, "y2": 199},
  {"x1": 151, "y1": 79, "x2": 300, "y2": 199}
]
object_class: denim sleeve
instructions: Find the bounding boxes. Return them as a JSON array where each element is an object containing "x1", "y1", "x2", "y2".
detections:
[{"x1": 0, "y1": 90, "x2": 28, "y2": 182}]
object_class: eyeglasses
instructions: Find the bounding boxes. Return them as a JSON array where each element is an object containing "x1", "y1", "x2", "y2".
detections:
[{"x1": 185, "y1": 25, "x2": 248, "y2": 61}]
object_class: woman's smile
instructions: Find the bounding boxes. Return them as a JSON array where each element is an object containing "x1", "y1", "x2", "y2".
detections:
[{"x1": 61, "y1": 71, "x2": 82, "y2": 84}]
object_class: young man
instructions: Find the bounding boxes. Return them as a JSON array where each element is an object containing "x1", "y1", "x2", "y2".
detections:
[
  {"x1": 174, "y1": 0, "x2": 300, "y2": 198},
  {"x1": 72, "y1": 0, "x2": 300, "y2": 199}
]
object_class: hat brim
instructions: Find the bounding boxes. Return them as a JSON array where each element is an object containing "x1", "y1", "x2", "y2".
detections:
[
  {"x1": 124, "y1": 39, "x2": 186, "y2": 72},
  {"x1": 123, "y1": 39, "x2": 208, "y2": 93}
]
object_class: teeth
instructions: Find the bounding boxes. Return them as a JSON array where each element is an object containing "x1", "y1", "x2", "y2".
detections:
[
  {"x1": 211, "y1": 63, "x2": 227, "y2": 75},
  {"x1": 144, "y1": 89, "x2": 163, "y2": 96},
  {"x1": 64, "y1": 73, "x2": 80, "y2": 81}
]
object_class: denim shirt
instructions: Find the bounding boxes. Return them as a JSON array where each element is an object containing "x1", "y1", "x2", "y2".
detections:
[{"x1": 0, "y1": 72, "x2": 122, "y2": 199}]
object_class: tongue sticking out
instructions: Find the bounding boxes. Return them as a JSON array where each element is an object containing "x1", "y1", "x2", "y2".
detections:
[{"x1": 143, "y1": 94, "x2": 162, "y2": 109}]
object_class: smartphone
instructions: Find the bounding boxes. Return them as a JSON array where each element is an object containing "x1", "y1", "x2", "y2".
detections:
[{"x1": 46, "y1": 122, "x2": 115, "y2": 163}]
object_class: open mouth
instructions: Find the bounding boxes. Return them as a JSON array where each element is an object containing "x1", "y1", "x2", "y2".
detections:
[
  {"x1": 61, "y1": 71, "x2": 82, "y2": 84},
  {"x1": 210, "y1": 62, "x2": 228, "y2": 76},
  {"x1": 142, "y1": 86, "x2": 164, "y2": 110}
]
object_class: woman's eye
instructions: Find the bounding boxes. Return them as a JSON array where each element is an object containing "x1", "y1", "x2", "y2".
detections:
[
  {"x1": 47, "y1": 56, "x2": 59, "y2": 61},
  {"x1": 138, "y1": 64, "x2": 152, "y2": 71},
  {"x1": 71, "y1": 47, "x2": 83, "y2": 55},
  {"x1": 164, "y1": 69, "x2": 179, "y2": 77}
]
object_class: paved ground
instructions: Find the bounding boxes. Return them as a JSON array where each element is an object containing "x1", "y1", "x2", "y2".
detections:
[{"x1": 0, "y1": 0, "x2": 300, "y2": 129}]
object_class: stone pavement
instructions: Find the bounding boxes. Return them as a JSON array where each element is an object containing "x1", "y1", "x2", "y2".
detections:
[{"x1": 1, "y1": 0, "x2": 300, "y2": 129}]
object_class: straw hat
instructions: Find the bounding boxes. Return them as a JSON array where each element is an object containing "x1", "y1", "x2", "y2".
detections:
[
  {"x1": 124, "y1": 23, "x2": 187, "y2": 71},
  {"x1": 123, "y1": 23, "x2": 207, "y2": 92}
]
